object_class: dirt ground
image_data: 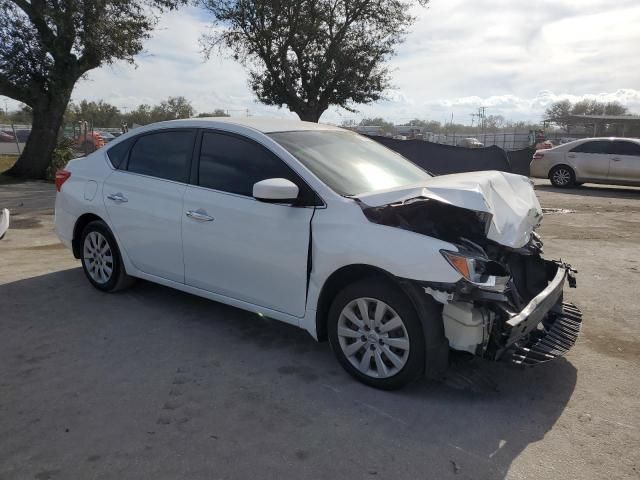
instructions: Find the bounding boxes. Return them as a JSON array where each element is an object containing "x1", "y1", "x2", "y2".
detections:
[{"x1": 0, "y1": 179, "x2": 638, "y2": 480}]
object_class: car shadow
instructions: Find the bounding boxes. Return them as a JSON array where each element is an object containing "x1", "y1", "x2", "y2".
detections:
[
  {"x1": 0, "y1": 268, "x2": 577, "y2": 479},
  {"x1": 535, "y1": 182, "x2": 640, "y2": 199}
]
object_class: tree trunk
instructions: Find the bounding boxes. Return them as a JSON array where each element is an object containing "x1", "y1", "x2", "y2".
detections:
[
  {"x1": 5, "y1": 92, "x2": 71, "y2": 180},
  {"x1": 296, "y1": 108, "x2": 323, "y2": 123}
]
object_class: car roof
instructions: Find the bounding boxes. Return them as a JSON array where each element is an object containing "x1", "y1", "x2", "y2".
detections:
[
  {"x1": 146, "y1": 117, "x2": 343, "y2": 134},
  {"x1": 552, "y1": 137, "x2": 640, "y2": 150}
]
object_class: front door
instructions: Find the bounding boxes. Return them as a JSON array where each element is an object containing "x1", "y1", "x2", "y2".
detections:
[
  {"x1": 103, "y1": 129, "x2": 196, "y2": 283},
  {"x1": 182, "y1": 131, "x2": 316, "y2": 318}
]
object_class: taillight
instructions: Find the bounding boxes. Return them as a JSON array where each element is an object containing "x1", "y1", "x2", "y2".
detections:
[
  {"x1": 532, "y1": 152, "x2": 544, "y2": 160},
  {"x1": 55, "y1": 169, "x2": 71, "y2": 192}
]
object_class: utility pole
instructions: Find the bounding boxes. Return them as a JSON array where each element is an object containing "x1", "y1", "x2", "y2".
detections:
[{"x1": 478, "y1": 106, "x2": 487, "y2": 137}]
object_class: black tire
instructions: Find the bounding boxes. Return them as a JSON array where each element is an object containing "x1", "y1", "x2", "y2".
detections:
[
  {"x1": 80, "y1": 220, "x2": 135, "y2": 292},
  {"x1": 549, "y1": 165, "x2": 575, "y2": 188},
  {"x1": 328, "y1": 277, "x2": 426, "y2": 390}
]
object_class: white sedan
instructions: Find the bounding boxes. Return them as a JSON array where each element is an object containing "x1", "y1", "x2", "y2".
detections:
[
  {"x1": 530, "y1": 137, "x2": 640, "y2": 187},
  {"x1": 55, "y1": 117, "x2": 582, "y2": 389}
]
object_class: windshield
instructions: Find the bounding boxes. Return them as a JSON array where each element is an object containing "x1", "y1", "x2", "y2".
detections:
[{"x1": 269, "y1": 130, "x2": 431, "y2": 196}]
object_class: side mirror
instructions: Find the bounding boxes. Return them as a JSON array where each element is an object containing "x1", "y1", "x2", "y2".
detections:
[{"x1": 253, "y1": 178, "x2": 299, "y2": 203}]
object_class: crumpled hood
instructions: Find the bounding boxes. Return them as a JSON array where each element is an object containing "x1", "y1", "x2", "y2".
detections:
[{"x1": 356, "y1": 171, "x2": 542, "y2": 248}]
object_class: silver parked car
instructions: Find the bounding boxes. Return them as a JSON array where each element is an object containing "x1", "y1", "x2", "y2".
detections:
[{"x1": 530, "y1": 137, "x2": 640, "y2": 187}]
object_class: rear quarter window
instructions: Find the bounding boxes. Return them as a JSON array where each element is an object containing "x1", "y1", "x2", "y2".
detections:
[{"x1": 106, "y1": 137, "x2": 135, "y2": 169}]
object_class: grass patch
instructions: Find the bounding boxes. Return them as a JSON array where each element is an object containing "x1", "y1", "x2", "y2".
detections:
[
  {"x1": 0, "y1": 154, "x2": 19, "y2": 184},
  {"x1": 0, "y1": 154, "x2": 18, "y2": 173}
]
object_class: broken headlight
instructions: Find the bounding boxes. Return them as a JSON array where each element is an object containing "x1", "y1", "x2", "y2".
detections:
[{"x1": 440, "y1": 250, "x2": 509, "y2": 287}]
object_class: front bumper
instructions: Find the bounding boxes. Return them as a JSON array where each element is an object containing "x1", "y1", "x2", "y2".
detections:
[
  {"x1": 419, "y1": 260, "x2": 582, "y2": 367},
  {"x1": 498, "y1": 263, "x2": 582, "y2": 365},
  {"x1": 505, "y1": 302, "x2": 582, "y2": 366}
]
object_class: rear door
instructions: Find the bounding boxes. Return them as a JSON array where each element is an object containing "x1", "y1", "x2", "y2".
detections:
[
  {"x1": 182, "y1": 130, "x2": 317, "y2": 318},
  {"x1": 608, "y1": 140, "x2": 640, "y2": 184},
  {"x1": 103, "y1": 129, "x2": 196, "y2": 283},
  {"x1": 568, "y1": 140, "x2": 611, "y2": 180}
]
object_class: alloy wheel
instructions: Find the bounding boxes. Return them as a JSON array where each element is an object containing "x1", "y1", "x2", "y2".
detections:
[
  {"x1": 552, "y1": 168, "x2": 571, "y2": 186},
  {"x1": 337, "y1": 297, "x2": 410, "y2": 379},
  {"x1": 83, "y1": 231, "x2": 114, "y2": 284}
]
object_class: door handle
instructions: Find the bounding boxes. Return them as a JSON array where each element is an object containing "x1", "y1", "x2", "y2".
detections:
[
  {"x1": 612, "y1": 157, "x2": 622, "y2": 162},
  {"x1": 186, "y1": 209, "x2": 214, "y2": 222},
  {"x1": 107, "y1": 192, "x2": 128, "y2": 203}
]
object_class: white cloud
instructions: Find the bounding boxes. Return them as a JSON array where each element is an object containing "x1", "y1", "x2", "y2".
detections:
[{"x1": 2, "y1": 1, "x2": 639, "y2": 124}]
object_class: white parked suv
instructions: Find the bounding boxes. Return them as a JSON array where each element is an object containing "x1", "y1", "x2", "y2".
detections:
[
  {"x1": 55, "y1": 118, "x2": 582, "y2": 389},
  {"x1": 530, "y1": 137, "x2": 640, "y2": 188}
]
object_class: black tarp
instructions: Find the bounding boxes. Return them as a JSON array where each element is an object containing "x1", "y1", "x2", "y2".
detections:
[
  {"x1": 507, "y1": 148, "x2": 535, "y2": 176},
  {"x1": 368, "y1": 135, "x2": 534, "y2": 177}
]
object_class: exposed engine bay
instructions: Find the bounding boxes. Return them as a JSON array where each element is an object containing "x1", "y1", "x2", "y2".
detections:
[{"x1": 357, "y1": 193, "x2": 582, "y2": 368}]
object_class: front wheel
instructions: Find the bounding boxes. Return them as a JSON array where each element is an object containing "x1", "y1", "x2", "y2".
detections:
[{"x1": 328, "y1": 278, "x2": 425, "y2": 390}]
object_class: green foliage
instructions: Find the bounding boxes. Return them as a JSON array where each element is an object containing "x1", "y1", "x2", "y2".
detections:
[
  {"x1": 46, "y1": 137, "x2": 75, "y2": 181},
  {"x1": 199, "y1": 0, "x2": 429, "y2": 122},
  {"x1": 66, "y1": 100, "x2": 123, "y2": 128},
  {"x1": 124, "y1": 96, "x2": 195, "y2": 125},
  {"x1": 0, "y1": 104, "x2": 32, "y2": 124},
  {"x1": 358, "y1": 117, "x2": 396, "y2": 134},
  {"x1": 197, "y1": 109, "x2": 230, "y2": 117},
  {"x1": 545, "y1": 99, "x2": 630, "y2": 131},
  {"x1": 0, "y1": 0, "x2": 187, "y2": 106},
  {"x1": 0, "y1": 0, "x2": 187, "y2": 178}
]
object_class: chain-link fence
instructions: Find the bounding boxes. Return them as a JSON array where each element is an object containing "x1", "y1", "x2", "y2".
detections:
[
  {"x1": 423, "y1": 131, "x2": 600, "y2": 150},
  {"x1": 1, "y1": 122, "x2": 130, "y2": 157}
]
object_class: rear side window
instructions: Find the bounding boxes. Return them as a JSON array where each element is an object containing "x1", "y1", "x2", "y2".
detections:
[
  {"x1": 127, "y1": 130, "x2": 195, "y2": 182},
  {"x1": 610, "y1": 141, "x2": 640, "y2": 156},
  {"x1": 106, "y1": 137, "x2": 134, "y2": 169},
  {"x1": 198, "y1": 132, "x2": 318, "y2": 204},
  {"x1": 570, "y1": 141, "x2": 610, "y2": 154}
]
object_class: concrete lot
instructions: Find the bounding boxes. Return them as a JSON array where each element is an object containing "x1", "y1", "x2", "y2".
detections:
[{"x1": 0, "y1": 179, "x2": 638, "y2": 480}]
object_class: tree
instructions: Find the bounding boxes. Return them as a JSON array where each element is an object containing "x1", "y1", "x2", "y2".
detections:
[
  {"x1": 484, "y1": 115, "x2": 505, "y2": 132},
  {"x1": 545, "y1": 100, "x2": 572, "y2": 131},
  {"x1": 66, "y1": 100, "x2": 122, "y2": 128},
  {"x1": 359, "y1": 117, "x2": 395, "y2": 134},
  {"x1": 122, "y1": 96, "x2": 195, "y2": 125},
  {"x1": 546, "y1": 99, "x2": 629, "y2": 132},
  {"x1": 152, "y1": 96, "x2": 195, "y2": 121},
  {"x1": 0, "y1": 103, "x2": 32, "y2": 124},
  {"x1": 199, "y1": 0, "x2": 428, "y2": 122},
  {"x1": 197, "y1": 109, "x2": 230, "y2": 117},
  {"x1": 0, "y1": 0, "x2": 186, "y2": 179}
]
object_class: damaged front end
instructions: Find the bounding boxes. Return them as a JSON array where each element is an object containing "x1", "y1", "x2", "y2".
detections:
[{"x1": 359, "y1": 190, "x2": 582, "y2": 368}]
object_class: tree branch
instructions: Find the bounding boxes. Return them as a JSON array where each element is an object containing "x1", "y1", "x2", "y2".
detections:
[{"x1": 0, "y1": 76, "x2": 31, "y2": 105}]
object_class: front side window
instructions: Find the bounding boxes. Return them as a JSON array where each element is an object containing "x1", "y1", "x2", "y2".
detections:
[
  {"x1": 269, "y1": 130, "x2": 431, "y2": 196},
  {"x1": 198, "y1": 132, "x2": 312, "y2": 200},
  {"x1": 570, "y1": 141, "x2": 610, "y2": 154},
  {"x1": 127, "y1": 130, "x2": 195, "y2": 182}
]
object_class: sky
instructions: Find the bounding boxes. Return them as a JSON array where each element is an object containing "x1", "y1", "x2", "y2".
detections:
[{"x1": 2, "y1": 0, "x2": 640, "y2": 125}]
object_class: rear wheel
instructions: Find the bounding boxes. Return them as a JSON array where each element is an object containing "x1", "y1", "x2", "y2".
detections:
[
  {"x1": 328, "y1": 278, "x2": 425, "y2": 390},
  {"x1": 549, "y1": 165, "x2": 575, "y2": 187},
  {"x1": 80, "y1": 220, "x2": 134, "y2": 292}
]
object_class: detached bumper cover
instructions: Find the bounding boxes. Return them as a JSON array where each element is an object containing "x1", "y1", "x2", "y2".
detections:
[
  {"x1": 505, "y1": 303, "x2": 582, "y2": 366},
  {"x1": 504, "y1": 263, "x2": 568, "y2": 347},
  {"x1": 500, "y1": 263, "x2": 582, "y2": 365}
]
